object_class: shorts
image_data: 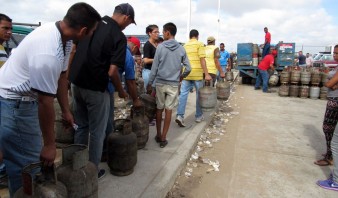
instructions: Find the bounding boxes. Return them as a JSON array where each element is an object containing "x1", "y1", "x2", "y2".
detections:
[{"x1": 155, "y1": 83, "x2": 179, "y2": 110}]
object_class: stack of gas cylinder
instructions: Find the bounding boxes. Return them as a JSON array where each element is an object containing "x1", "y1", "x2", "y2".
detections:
[{"x1": 278, "y1": 66, "x2": 328, "y2": 100}]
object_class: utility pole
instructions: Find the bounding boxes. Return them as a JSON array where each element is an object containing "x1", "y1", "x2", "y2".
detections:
[
  {"x1": 186, "y1": 0, "x2": 191, "y2": 40},
  {"x1": 217, "y1": 0, "x2": 221, "y2": 45}
]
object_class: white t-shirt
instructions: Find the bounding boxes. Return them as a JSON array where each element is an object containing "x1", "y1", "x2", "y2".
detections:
[{"x1": 0, "y1": 22, "x2": 72, "y2": 100}]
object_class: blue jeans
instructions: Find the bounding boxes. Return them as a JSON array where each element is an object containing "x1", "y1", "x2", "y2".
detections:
[
  {"x1": 262, "y1": 43, "x2": 270, "y2": 58},
  {"x1": 255, "y1": 69, "x2": 269, "y2": 92},
  {"x1": 332, "y1": 125, "x2": 338, "y2": 183},
  {"x1": 177, "y1": 80, "x2": 203, "y2": 118},
  {"x1": 0, "y1": 97, "x2": 41, "y2": 196},
  {"x1": 142, "y1": 69, "x2": 151, "y2": 90},
  {"x1": 71, "y1": 84, "x2": 110, "y2": 168}
]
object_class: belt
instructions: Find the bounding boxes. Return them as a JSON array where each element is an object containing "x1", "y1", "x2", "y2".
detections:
[{"x1": 1, "y1": 96, "x2": 36, "y2": 102}]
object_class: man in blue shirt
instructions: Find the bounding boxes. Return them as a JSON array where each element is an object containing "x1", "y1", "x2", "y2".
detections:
[{"x1": 218, "y1": 43, "x2": 231, "y2": 78}]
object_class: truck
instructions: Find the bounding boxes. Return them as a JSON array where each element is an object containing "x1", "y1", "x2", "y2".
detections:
[{"x1": 237, "y1": 42, "x2": 295, "y2": 84}]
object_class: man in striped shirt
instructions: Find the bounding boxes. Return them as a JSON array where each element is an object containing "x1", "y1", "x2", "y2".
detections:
[{"x1": 0, "y1": 14, "x2": 12, "y2": 68}]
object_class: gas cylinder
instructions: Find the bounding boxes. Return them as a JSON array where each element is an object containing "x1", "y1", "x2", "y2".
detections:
[
  {"x1": 139, "y1": 94, "x2": 156, "y2": 122},
  {"x1": 107, "y1": 119, "x2": 137, "y2": 176},
  {"x1": 55, "y1": 120, "x2": 74, "y2": 145},
  {"x1": 131, "y1": 106, "x2": 149, "y2": 149},
  {"x1": 290, "y1": 70, "x2": 301, "y2": 83},
  {"x1": 226, "y1": 71, "x2": 234, "y2": 81},
  {"x1": 268, "y1": 74, "x2": 279, "y2": 86},
  {"x1": 289, "y1": 85, "x2": 299, "y2": 97},
  {"x1": 311, "y1": 71, "x2": 321, "y2": 85},
  {"x1": 14, "y1": 162, "x2": 67, "y2": 198},
  {"x1": 310, "y1": 86, "x2": 320, "y2": 99},
  {"x1": 300, "y1": 70, "x2": 311, "y2": 85},
  {"x1": 135, "y1": 77, "x2": 145, "y2": 97},
  {"x1": 278, "y1": 84, "x2": 289, "y2": 97},
  {"x1": 199, "y1": 81, "x2": 217, "y2": 111},
  {"x1": 57, "y1": 144, "x2": 98, "y2": 198},
  {"x1": 280, "y1": 70, "x2": 290, "y2": 84},
  {"x1": 216, "y1": 78, "x2": 230, "y2": 100},
  {"x1": 299, "y1": 85, "x2": 310, "y2": 98}
]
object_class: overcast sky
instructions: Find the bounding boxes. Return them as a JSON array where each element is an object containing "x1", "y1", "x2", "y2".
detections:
[{"x1": 3, "y1": 0, "x2": 338, "y2": 53}]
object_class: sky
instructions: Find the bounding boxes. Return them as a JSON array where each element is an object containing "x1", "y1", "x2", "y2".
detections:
[{"x1": 2, "y1": 0, "x2": 338, "y2": 54}]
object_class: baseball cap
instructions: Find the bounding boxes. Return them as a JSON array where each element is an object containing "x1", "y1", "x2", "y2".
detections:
[
  {"x1": 271, "y1": 50, "x2": 277, "y2": 56},
  {"x1": 115, "y1": 3, "x2": 136, "y2": 24},
  {"x1": 127, "y1": 36, "x2": 141, "y2": 55},
  {"x1": 207, "y1": 36, "x2": 215, "y2": 43}
]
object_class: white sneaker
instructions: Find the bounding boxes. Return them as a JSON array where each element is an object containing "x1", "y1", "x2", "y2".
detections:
[
  {"x1": 175, "y1": 115, "x2": 186, "y2": 127},
  {"x1": 195, "y1": 115, "x2": 204, "y2": 123}
]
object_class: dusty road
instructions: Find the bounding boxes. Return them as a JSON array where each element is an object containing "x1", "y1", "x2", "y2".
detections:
[{"x1": 167, "y1": 82, "x2": 337, "y2": 198}]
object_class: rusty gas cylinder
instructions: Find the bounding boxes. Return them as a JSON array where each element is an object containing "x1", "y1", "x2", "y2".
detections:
[
  {"x1": 269, "y1": 74, "x2": 279, "y2": 86},
  {"x1": 57, "y1": 144, "x2": 98, "y2": 198},
  {"x1": 299, "y1": 85, "x2": 310, "y2": 98},
  {"x1": 278, "y1": 84, "x2": 289, "y2": 97},
  {"x1": 107, "y1": 119, "x2": 137, "y2": 176},
  {"x1": 311, "y1": 71, "x2": 321, "y2": 85},
  {"x1": 300, "y1": 70, "x2": 311, "y2": 85},
  {"x1": 199, "y1": 81, "x2": 217, "y2": 111},
  {"x1": 131, "y1": 106, "x2": 149, "y2": 149},
  {"x1": 216, "y1": 78, "x2": 230, "y2": 100},
  {"x1": 289, "y1": 85, "x2": 299, "y2": 97},
  {"x1": 226, "y1": 71, "x2": 234, "y2": 81},
  {"x1": 139, "y1": 94, "x2": 156, "y2": 122},
  {"x1": 280, "y1": 70, "x2": 290, "y2": 84},
  {"x1": 14, "y1": 162, "x2": 67, "y2": 198},
  {"x1": 290, "y1": 70, "x2": 301, "y2": 83}
]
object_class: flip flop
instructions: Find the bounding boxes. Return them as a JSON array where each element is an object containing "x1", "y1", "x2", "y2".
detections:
[
  {"x1": 159, "y1": 140, "x2": 168, "y2": 148},
  {"x1": 314, "y1": 158, "x2": 333, "y2": 166},
  {"x1": 154, "y1": 136, "x2": 161, "y2": 143}
]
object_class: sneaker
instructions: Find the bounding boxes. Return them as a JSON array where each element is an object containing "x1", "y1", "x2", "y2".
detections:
[
  {"x1": 98, "y1": 169, "x2": 106, "y2": 180},
  {"x1": 195, "y1": 115, "x2": 204, "y2": 123},
  {"x1": 175, "y1": 115, "x2": 186, "y2": 127},
  {"x1": 254, "y1": 87, "x2": 260, "y2": 90},
  {"x1": 317, "y1": 178, "x2": 338, "y2": 191}
]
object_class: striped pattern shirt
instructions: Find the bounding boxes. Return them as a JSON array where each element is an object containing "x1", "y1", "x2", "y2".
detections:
[
  {"x1": 183, "y1": 39, "x2": 206, "y2": 80},
  {"x1": 0, "y1": 44, "x2": 8, "y2": 68}
]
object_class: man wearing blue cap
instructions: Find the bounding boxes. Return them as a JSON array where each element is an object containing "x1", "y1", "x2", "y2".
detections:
[{"x1": 69, "y1": 3, "x2": 137, "y2": 179}]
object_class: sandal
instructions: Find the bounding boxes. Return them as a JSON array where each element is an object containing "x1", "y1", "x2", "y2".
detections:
[
  {"x1": 159, "y1": 140, "x2": 168, "y2": 148},
  {"x1": 314, "y1": 158, "x2": 333, "y2": 166},
  {"x1": 154, "y1": 136, "x2": 161, "y2": 143}
]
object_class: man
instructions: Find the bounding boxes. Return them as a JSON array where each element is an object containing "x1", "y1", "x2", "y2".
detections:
[
  {"x1": 146, "y1": 22, "x2": 191, "y2": 147},
  {"x1": 0, "y1": 3, "x2": 101, "y2": 195},
  {"x1": 0, "y1": 13, "x2": 12, "y2": 186},
  {"x1": 254, "y1": 50, "x2": 277, "y2": 93},
  {"x1": 0, "y1": 14, "x2": 12, "y2": 68},
  {"x1": 305, "y1": 53, "x2": 313, "y2": 67},
  {"x1": 205, "y1": 36, "x2": 225, "y2": 85},
  {"x1": 262, "y1": 27, "x2": 271, "y2": 58},
  {"x1": 219, "y1": 42, "x2": 231, "y2": 77},
  {"x1": 298, "y1": 51, "x2": 306, "y2": 67},
  {"x1": 175, "y1": 29, "x2": 212, "y2": 127},
  {"x1": 69, "y1": 3, "x2": 136, "y2": 179}
]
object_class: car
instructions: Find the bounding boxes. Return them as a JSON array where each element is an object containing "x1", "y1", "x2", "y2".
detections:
[
  {"x1": 4, "y1": 25, "x2": 35, "y2": 54},
  {"x1": 313, "y1": 54, "x2": 338, "y2": 69}
]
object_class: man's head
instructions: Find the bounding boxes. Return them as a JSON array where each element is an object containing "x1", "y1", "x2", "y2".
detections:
[
  {"x1": 127, "y1": 36, "x2": 141, "y2": 55},
  {"x1": 271, "y1": 49, "x2": 277, "y2": 57},
  {"x1": 162, "y1": 22, "x2": 176, "y2": 40},
  {"x1": 113, "y1": 3, "x2": 136, "y2": 30},
  {"x1": 63, "y1": 2, "x2": 101, "y2": 41},
  {"x1": 264, "y1": 27, "x2": 268, "y2": 33},
  {"x1": 207, "y1": 36, "x2": 215, "y2": 45},
  {"x1": 189, "y1": 29, "x2": 199, "y2": 39},
  {"x1": 220, "y1": 43, "x2": 225, "y2": 51},
  {"x1": 298, "y1": 51, "x2": 303, "y2": 55},
  {"x1": 0, "y1": 14, "x2": 12, "y2": 44},
  {"x1": 306, "y1": 53, "x2": 310, "y2": 57},
  {"x1": 333, "y1": 44, "x2": 338, "y2": 62}
]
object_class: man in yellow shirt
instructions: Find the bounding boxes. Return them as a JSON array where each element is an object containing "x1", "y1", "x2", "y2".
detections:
[
  {"x1": 175, "y1": 29, "x2": 212, "y2": 127},
  {"x1": 205, "y1": 36, "x2": 225, "y2": 86}
]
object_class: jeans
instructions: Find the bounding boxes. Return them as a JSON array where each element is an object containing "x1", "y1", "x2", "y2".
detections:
[
  {"x1": 332, "y1": 125, "x2": 338, "y2": 183},
  {"x1": 177, "y1": 80, "x2": 203, "y2": 118},
  {"x1": 0, "y1": 97, "x2": 41, "y2": 196},
  {"x1": 71, "y1": 84, "x2": 110, "y2": 168},
  {"x1": 255, "y1": 69, "x2": 269, "y2": 92},
  {"x1": 142, "y1": 69, "x2": 151, "y2": 90},
  {"x1": 262, "y1": 43, "x2": 270, "y2": 58}
]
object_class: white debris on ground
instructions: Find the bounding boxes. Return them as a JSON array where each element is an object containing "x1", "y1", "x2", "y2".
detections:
[{"x1": 184, "y1": 85, "x2": 240, "y2": 177}]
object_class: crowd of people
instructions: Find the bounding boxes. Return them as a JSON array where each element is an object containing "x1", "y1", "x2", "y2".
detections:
[
  {"x1": 0, "y1": 2, "x2": 337, "y2": 196},
  {"x1": 0, "y1": 2, "x2": 234, "y2": 196}
]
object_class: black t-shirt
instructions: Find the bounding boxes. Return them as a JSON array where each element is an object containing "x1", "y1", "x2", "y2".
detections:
[
  {"x1": 298, "y1": 54, "x2": 306, "y2": 65},
  {"x1": 69, "y1": 16, "x2": 126, "y2": 92},
  {"x1": 143, "y1": 41, "x2": 157, "y2": 70}
]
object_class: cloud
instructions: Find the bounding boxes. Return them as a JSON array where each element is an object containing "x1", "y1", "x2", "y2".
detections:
[{"x1": 3, "y1": 0, "x2": 337, "y2": 53}]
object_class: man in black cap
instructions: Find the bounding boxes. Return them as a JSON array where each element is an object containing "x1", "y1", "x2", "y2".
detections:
[{"x1": 69, "y1": 3, "x2": 136, "y2": 179}]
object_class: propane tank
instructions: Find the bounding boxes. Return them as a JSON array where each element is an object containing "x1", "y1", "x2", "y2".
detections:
[
  {"x1": 139, "y1": 94, "x2": 156, "y2": 122},
  {"x1": 199, "y1": 81, "x2": 217, "y2": 111},
  {"x1": 55, "y1": 120, "x2": 74, "y2": 145},
  {"x1": 14, "y1": 162, "x2": 67, "y2": 198},
  {"x1": 216, "y1": 78, "x2": 230, "y2": 100},
  {"x1": 268, "y1": 74, "x2": 279, "y2": 86},
  {"x1": 226, "y1": 71, "x2": 234, "y2": 81},
  {"x1": 57, "y1": 144, "x2": 98, "y2": 198},
  {"x1": 107, "y1": 119, "x2": 137, "y2": 176},
  {"x1": 131, "y1": 106, "x2": 149, "y2": 149}
]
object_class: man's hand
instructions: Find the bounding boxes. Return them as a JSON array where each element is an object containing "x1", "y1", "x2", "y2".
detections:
[
  {"x1": 220, "y1": 71, "x2": 226, "y2": 78},
  {"x1": 61, "y1": 111, "x2": 75, "y2": 129},
  {"x1": 204, "y1": 73, "x2": 212, "y2": 81},
  {"x1": 146, "y1": 84, "x2": 152, "y2": 95},
  {"x1": 40, "y1": 144, "x2": 56, "y2": 167},
  {"x1": 118, "y1": 89, "x2": 129, "y2": 100},
  {"x1": 133, "y1": 98, "x2": 143, "y2": 108}
]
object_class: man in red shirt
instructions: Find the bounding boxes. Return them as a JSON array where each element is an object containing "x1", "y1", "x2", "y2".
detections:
[
  {"x1": 254, "y1": 50, "x2": 277, "y2": 93},
  {"x1": 262, "y1": 27, "x2": 271, "y2": 57}
]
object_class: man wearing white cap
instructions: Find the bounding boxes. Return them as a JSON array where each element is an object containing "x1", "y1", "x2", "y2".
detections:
[{"x1": 205, "y1": 36, "x2": 225, "y2": 86}]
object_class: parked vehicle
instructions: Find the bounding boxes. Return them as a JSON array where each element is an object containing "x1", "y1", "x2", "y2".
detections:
[{"x1": 313, "y1": 54, "x2": 338, "y2": 69}]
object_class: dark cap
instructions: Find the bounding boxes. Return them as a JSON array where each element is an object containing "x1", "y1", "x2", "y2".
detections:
[{"x1": 115, "y1": 3, "x2": 136, "y2": 24}]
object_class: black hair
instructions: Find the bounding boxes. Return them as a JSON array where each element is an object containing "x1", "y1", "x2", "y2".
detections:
[
  {"x1": 157, "y1": 37, "x2": 164, "y2": 42},
  {"x1": 335, "y1": 44, "x2": 338, "y2": 49},
  {"x1": 0, "y1": 14, "x2": 12, "y2": 23},
  {"x1": 189, "y1": 29, "x2": 199, "y2": 38},
  {"x1": 220, "y1": 43, "x2": 224, "y2": 46},
  {"x1": 145, "y1": 24, "x2": 158, "y2": 35},
  {"x1": 163, "y1": 22, "x2": 177, "y2": 36},
  {"x1": 63, "y1": 2, "x2": 101, "y2": 31}
]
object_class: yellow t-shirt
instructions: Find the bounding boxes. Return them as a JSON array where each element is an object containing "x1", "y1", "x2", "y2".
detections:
[
  {"x1": 205, "y1": 45, "x2": 218, "y2": 75},
  {"x1": 183, "y1": 39, "x2": 206, "y2": 80}
]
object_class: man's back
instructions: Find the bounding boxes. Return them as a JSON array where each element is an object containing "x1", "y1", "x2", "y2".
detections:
[{"x1": 184, "y1": 38, "x2": 205, "y2": 80}]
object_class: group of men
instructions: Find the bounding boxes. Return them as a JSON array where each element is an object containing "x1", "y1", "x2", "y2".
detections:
[{"x1": 0, "y1": 2, "x2": 234, "y2": 196}]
